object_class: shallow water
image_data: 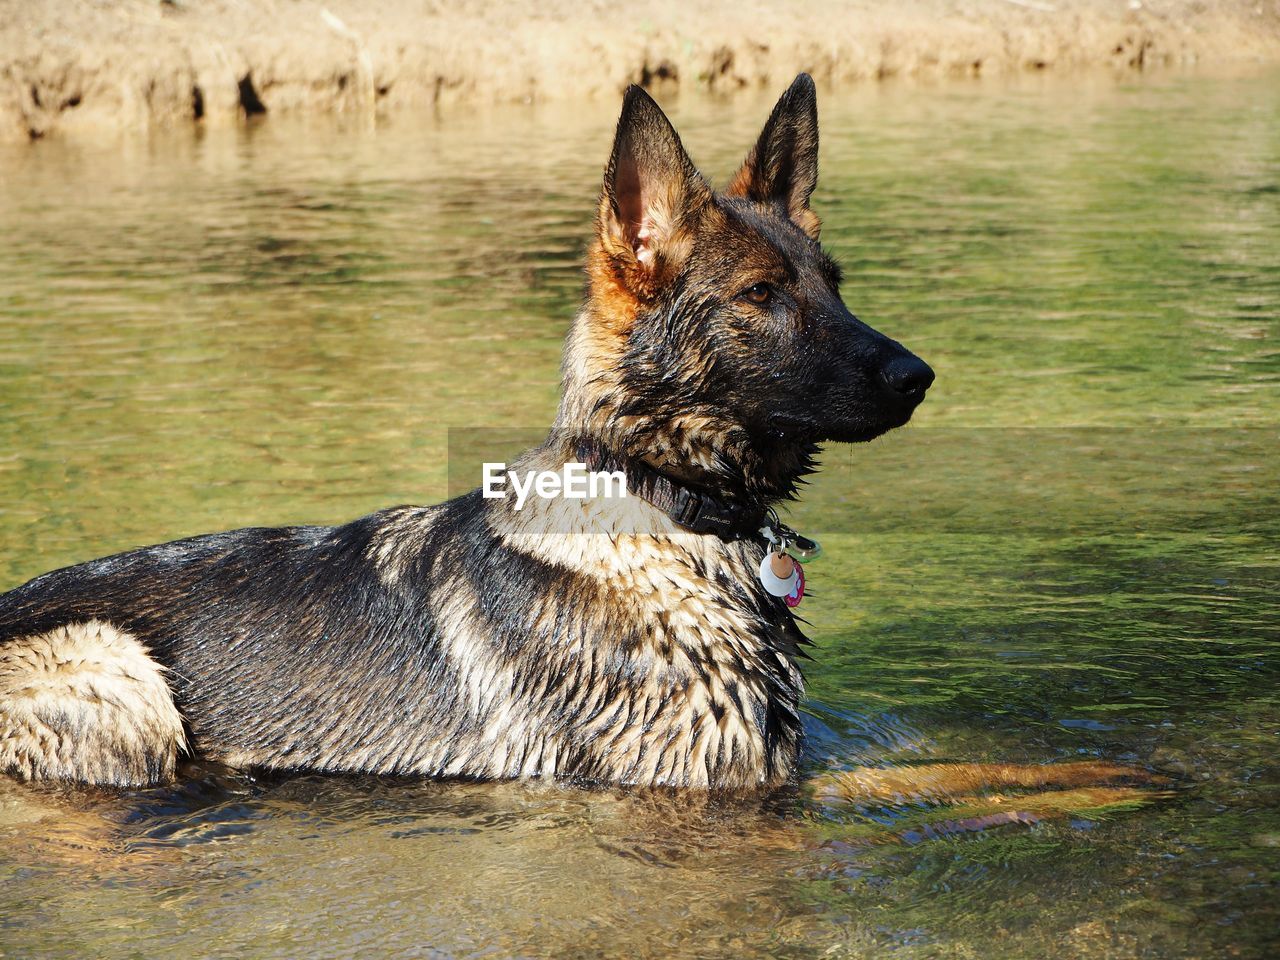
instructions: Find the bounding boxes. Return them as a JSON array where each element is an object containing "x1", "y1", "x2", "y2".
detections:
[{"x1": 0, "y1": 68, "x2": 1277, "y2": 959}]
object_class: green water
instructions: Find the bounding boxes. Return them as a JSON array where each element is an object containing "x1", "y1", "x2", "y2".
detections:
[{"x1": 1, "y1": 68, "x2": 1277, "y2": 958}]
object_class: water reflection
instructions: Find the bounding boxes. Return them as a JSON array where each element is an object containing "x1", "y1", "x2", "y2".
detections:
[{"x1": 1, "y1": 68, "x2": 1277, "y2": 958}]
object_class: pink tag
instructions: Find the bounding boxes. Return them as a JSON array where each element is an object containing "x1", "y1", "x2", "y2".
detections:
[{"x1": 785, "y1": 564, "x2": 805, "y2": 608}]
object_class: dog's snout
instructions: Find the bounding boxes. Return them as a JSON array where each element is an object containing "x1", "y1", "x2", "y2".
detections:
[{"x1": 881, "y1": 354, "x2": 934, "y2": 398}]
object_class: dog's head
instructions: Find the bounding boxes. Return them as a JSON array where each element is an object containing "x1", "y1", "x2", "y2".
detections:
[{"x1": 562, "y1": 75, "x2": 932, "y2": 498}]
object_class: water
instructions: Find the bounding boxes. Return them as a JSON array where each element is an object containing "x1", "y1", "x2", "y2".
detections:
[{"x1": 1, "y1": 68, "x2": 1277, "y2": 958}]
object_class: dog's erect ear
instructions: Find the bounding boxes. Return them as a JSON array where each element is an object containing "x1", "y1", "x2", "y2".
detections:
[
  {"x1": 598, "y1": 85, "x2": 712, "y2": 297},
  {"x1": 725, "y1": 74, "x2": 820, "y2": 239}
]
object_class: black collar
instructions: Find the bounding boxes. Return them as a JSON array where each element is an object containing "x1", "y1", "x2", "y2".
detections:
[{"x1": 576, "y1": 440, "x2": 767, "y2": 540}]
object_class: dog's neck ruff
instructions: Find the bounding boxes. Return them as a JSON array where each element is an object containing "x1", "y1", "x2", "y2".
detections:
[{"x1": 576, "y1": 440, "x2": 767, "y2": 540}]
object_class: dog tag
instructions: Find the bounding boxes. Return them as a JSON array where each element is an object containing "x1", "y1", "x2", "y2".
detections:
[
  {"x1": 784, "y1": 564, "x2": 805, "y2": 608},
  {"x1": 759, "y1": 550, "x2": 801, "y2": 599},
  {"x1": 783, "y1": 534, "x2": 822, "y2": 564},
  {"x1": 758, "y1": 515, "x2": 816, "y2": 607}
]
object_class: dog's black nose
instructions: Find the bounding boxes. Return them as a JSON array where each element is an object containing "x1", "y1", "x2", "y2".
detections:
[{"x1": 882, "y1": 355, "x2": 935, "y2": 397}]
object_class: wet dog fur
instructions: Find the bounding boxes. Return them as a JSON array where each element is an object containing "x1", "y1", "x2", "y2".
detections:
[{"x1": 0, "y1": 75, "x2": 936, "y2": 790}]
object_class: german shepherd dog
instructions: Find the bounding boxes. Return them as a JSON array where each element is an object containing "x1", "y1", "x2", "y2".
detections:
[{"x1": 0, "y1": 78, "x2": 1157, "y2": 811}]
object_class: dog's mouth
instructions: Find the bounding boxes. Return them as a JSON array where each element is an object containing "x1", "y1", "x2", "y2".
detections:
[
  {"x1": 767, "y1": 398, "x2": 924, "y2": 446},
  {"x1": 836, "y1": 424, "x2": 900, "y2": 443},
  {"x1": 825, "y1": 420, "x2": 910, "y2": 445}
]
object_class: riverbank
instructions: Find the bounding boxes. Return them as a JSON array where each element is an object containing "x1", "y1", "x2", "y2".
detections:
[{"x1": 4, "y1": 0, "x2": 1280, "y2": 142}]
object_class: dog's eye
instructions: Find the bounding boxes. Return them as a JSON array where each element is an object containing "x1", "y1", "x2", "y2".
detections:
[{"x1": 742, "y1": 283, "x2": 773, "y2": 305}]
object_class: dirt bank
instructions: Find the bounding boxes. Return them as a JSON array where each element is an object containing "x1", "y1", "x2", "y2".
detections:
[{"x1": 3, "y1": 0, "x2": 1279, "y2": 142}]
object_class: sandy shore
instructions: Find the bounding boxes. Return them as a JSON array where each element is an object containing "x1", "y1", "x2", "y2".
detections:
[{"x1": 3, "y1": 0, "x2": 1279, "y2": 142}]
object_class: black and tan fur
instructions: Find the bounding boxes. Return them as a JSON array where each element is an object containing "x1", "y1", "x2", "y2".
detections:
[{"x1": 0, "y1": 76, "x2": 939, "y2": 791}]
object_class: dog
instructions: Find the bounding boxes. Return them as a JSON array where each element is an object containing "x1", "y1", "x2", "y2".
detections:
[{"x1": 0, "y1": 75, "x2": 937, "y2": 791}]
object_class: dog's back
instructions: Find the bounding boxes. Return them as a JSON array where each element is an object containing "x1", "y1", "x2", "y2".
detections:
[{"x1": 1, "y1": 481, "x2": 804, "y2": 787}]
